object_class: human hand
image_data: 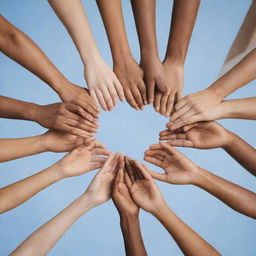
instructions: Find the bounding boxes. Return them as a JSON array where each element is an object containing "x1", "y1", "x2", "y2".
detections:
[
  {"x1": 58, "y1": 82, "x2": 100, "y2": 119},
  {"x1": 153, "y1": 60, "x2": 184, "y2": 117},
  {"x1": 55, "y1": 143, "x2": 111, "y2": 178},
  {"x1": 140, "y1": 56, "x2": 167, "y2": 105},
  {"x1": 168, "y1": 88, "x2": 224, "y2": 130},
  {"x1": 114, "y1": 57, "x2": 147, "y2": 110},
  {"x1": 85, "y1": 152, "x2": 122, "y2": 206},
  {"x1": 112, "y1": 156, "x2": 139, "y2": 216},
  {"x1": 124, "y1": 160, "x2": 166, "y2": 215},
  {"x1": 35, "y1": 102, "x2": 98, "y2": 138},
  {"x1": 144, "y1": 142, "x2": 199, "y2": 185},
  {"x1": 84, "y1": 57, "x2": 125, "y2": 111},
  {"x1": 160, "y1": 121, "x2": 232, "y2": 149},
  {"x1": 40, "y1": 130, "x2": 95, "y2": 153}
]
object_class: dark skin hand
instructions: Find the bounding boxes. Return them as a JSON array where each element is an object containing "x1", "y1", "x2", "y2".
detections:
[{"x1": 96, "y1": 0, "x2": 147, "y2": 110}]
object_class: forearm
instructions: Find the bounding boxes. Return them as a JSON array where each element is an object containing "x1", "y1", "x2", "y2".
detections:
[
  {"x1": 96, "y1": 0, "x2": 132, "y2": 64},
  {"x1": 130, "y1": 0, "x2": 159, "y2": 59},
  {"x1": 0, "y1": 135, "x2": 46, "y2": 163},
  {"x1": 0, "y1": 96, "x2": 39, "y2": 121},
  {"x1": 209, "y1": 49, "x2": 256, "y2": 98},
  {"x1": 48, "y1": 0, "x2": 101, "y2": 65},
  {"x1": 120, "y1": 214, "x2": 147, "y2": 256},
  {"x1": 0, "y1": 164, "x2": 63, "y2": 214},
  {"x1": 153, "y1": 204, "x2": 220, "y2": 256},
  {"x1": 165, "y1": 0, "x2": 200, "y2": 64},
  {"x1": 195, "y1": 168, "x2": 256, "y2": 219},
  {"x1": 0, "y1": 16, "x2": 69, "y2": 94},
  {"x1": 10, "y1": 194, "x2": 95, "y2": 256},
  {"x1": 218, "y1": 97, "x2": 256, "y2": 120},
  {"x1": 224, "y1": 131, "x2": 256, "y2": 176}
]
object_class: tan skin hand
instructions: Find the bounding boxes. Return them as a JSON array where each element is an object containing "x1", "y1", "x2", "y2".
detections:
[
  {"x1": 169, "y1": 88, "x2": 223, "y2": 130},
  {"x1": 35, "y1": 102, "x2": 98, "y2": 138},
  {"x1": 124, "y1": 159, "x2": 165, "y2": 214},
  {"x1": 56, "y1": 144, "x2": 111, "y2": 178},
  {"x1": 114, "y1": 58, "x2": 147, "y2": 110},
  {"x1": 112, "y1": 157, "x2": 139, "y2": 216},
  {"x1": 144, "y1": 143, "x2": 198, "y2": 185},
  {"x1": 160, "y1": 121, "x2": 231, "y2": 149}
]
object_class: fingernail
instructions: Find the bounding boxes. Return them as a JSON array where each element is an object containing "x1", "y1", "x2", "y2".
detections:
[{"x1": 156, "y1": 107, "x2": 159, "y2": 111}]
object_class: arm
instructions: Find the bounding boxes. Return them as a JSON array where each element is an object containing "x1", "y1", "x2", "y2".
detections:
[
  {"x1": 170, "y1": 49, "x2": 256, "y2": 128},
  {"x1": 0, "y1": 144, "x2": 110, "y2": 214},
  {"x1": 160, "y1": 121, "x2": 256, "y2": 176},
  {"x1": 124, "y1": 160, "x2": 220, "y2": 256},
  {"x1": 154, "y1": 0, "x2": 200, "y2": 116},
  {"x1": 48, "y1": 0, "x2": 125, "y2": 111},
  {"x1": 0, "y1": 96, "x2": 98, "y2": 137},
  {"x1": 112, "y1": 157, "x2": 147, "y2": 256},
  {"x1": 96, "y1": 0, "x2": 146, "y2": 110},
  {"x1": 10, "y1": 153, "x2": 121, "y2": 256},
  {"x1": 145, "y1": 143, "x2": 256, "y2": 219},
  {"x1": 0, "y1": 16, "x2": 98, "y2": 116}
]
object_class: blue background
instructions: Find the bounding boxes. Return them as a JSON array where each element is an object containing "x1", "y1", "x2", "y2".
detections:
[{"x1": 0, "y1": 1, "x2": 255, "y2": 255}]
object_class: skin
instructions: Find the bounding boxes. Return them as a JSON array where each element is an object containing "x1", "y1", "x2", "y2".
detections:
[
  {"x1": 112, "y1": 156, "x2": 147, "y2": 256},
  {"x1": 0, "y1": 144, "x2": 111, "y2": 214},
  {"x1": 144, "y1": 143, "x2": 256, "y2": 219},
  {"x1": 0, "y1": 130, "x2": 97, "y2": 163},
  {"x1": 48, "y1": 0, "x2": 125, "y2": 111},
  {"x1": 0, "y1": 15, "x2": 99, "y2": 117},
  {"x1": 10, "y1": 153, "x2": 121, "y2": 256},
  {"x1": 124, "y1": 160, "x2": 220, "y2": 255},
  {"x1": 168, "y1": 97, "x2": 256, "y2": 130},
  {"x1": 96, "y1": 0, "x2": 147, "y2": 110},
  {"x1": 170, "y1": 49, "x2": 256, "y2": 129},
  {"x1": 160, "y1": 121, "x2": 256, "y2": 177},
  {"x1": 0, "y1": 96, "x2": 99, "y2": 138},
  {"x1": 131, "y1": 0, "x2": 199, "y2": 116}
]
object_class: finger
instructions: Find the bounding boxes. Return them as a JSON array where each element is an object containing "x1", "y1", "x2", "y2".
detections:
[
  {"x1": 147, "y1": 80, "x2": 155, "y2": 104},
  {"x1": 124, "y1": 88, "x2": 140, "y2": 110},
  {"x1": 153, "y1": 90, "x2": 161, "y2": 112},
  {"x1": 89, "y1": 162, "x2": 105, "y2": 171},
  {"x1": 160, "y1": 133, "x2": 187, "y2": 141},
  {"x1": 148, "y1": 170, "x2": 166, "y2": 182},
  {"x1": 159, "y1": 142, "x2": 180, "y2": 156},
  {"x1": 134, "y1": 161, "x2": 144, "y2": 180},
  {"x1": 166, "y1": 139, "x2": 194, "y2": 148},
  {"x1": 183, "y1": 123, "x2": 199, "y2": 132},
  {"x1": 144, "y1": 149, "x2": 167, "y2": 158},
  {"x1": 114, "y1": 79, "x2": 125, "y2": 102},
  {"x1": 165, "y1": 93, "x2": 175, "y2": 117},
  {"x1": 62, "y1": 123, "x2": 92, "y2": 138},
  {"x1": 170, "y1": 114, "x2": 203, "y2": 131},
  {"x1": 171, "y1": 105, "x2": 191, "y2": 122},
  {"x1": 91, "y1": 148, "x2": 112, "y2": 156},
  {"x1": 144, "y1": 156, "x2": 162, "y2": 167},
  {"x1": 138, "y1": 81, "x2": 147, "y2": 105},
  {"x1": 131, "y1": 86, "x2": 144, "y2": 110},
  {"x1": 130, "y1": 158, "x2": 139, "y2": 181},
  {"x1": 95, "y1": 90, "x2": 108, "y2": 111},
  {"x1": 107, "y1": 153, "x2": 121, "y2": 174},
  {"x1": 176, "y1": 91, "x2": 182, "y2": 101},
  {"x1": 114, "y1": 164, "x2": 121, "y2": 184},
  {"x1": 93, "y1": 141, "x2": 105, "y2": 149},
  {"x1": 125, "y1": 156, "x2": 135, "y2": 183},
  {"x1": 124, "y1": 169, "x2": 132, "y2": 189},
  {"x1": 148, "y1": 143, "x2": 162, "y2": 150},
  {"x1": 66, "y1": 104, "x2": 96, "y2": 123},
  {"x1": 102, "y1": 86, "x2": 114, "y2": 111},
  {"x1": 159, "y1": 94, "x2": 168, "y2": 116},
  {"x1": 65, "y1": 119, "x2": 96, "y2": 135},
  {"x1": 119, "y1": 159, "x2": 125, "y2": 183},
  {"x1": 174, "y1": 98, "x2": 187, "y2": 110},
  {"x1": 91, "y1": 156, "x2": 108, "y2": 162},
  {"x1": 134, "y1": 161, "x2": 152, "y2": 180},
  {"x1": 107, "y1": 85, "x2": 118, "y2": 107},
  {"x1": 159, "y1": 129, "x2": 172, "y2": 136},
  {"x1": 89, "y1": 89, "x2": 100, "y2": 105}
]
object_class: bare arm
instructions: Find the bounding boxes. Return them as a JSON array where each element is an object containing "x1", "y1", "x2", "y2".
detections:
[
  {"x1": 0, "y1": 15, "x2": 98, "y2": 117},
  {"x1": 10, "y1": 153, "x2": 121, "y2": 256},
  {"x1": 96, "y1": 0, "x2": 147, "y2": 110},
  {"x1": 48, "y1": 0, "x2": 125, "y2": 111}
]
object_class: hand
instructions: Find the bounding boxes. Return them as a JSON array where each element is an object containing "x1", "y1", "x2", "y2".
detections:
[
  {"x1": 168, "y1": 88, "x2": 223, "y2": 130},
  {"x1": 58, "y1": 82, "x2": 100, "y2": 119},
  {"x1": 124, "y1": 160, "x2": 166, "y2": 214},
  {"x1": 35, "y1": 102, "x2": 98, "y2": 138},
  {"x1": 160, "y1": 121, "x2": 232, "y2": 149},
  {"x1": 84, "y1": 57, "x2": 125, "y2": 111},
  {"x1": 56, "y1": 143, "x2": 111, "y2": 178},
  {"x1": 140, "y1": 56, "x2": 166, "y2": 105},
  {"x1": 40, "y1": 130, "x2": 94, "y2": 152},
  {"x1": 154, "y1": 60, "x2": 184, "y2": 117},
  {"x1": 144, "y1": 142, "x2": 199, "y2": 185},
  {"x1": 85, "y1": 152, "x2": 122, "y2": 206},
  {"x1": 114, "y1": 57, "x2": 147, "y2": 110},
  {"x1": 112, "y1": 156, "x2": 139, "y2": 216}
]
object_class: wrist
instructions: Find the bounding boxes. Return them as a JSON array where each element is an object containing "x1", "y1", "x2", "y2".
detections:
[
  {"x1": 120, "y1": 211, "x2": 139, "y2": 220},
  {"x1": 222, "y1": 130, "x2": 238, "y2": 151},
  {"x1": 140, "y1": 48, "x2": 159, "y2": 62},
  {"x1": 208, "y1": 80, "x2": 229, "y2": 100},
  {"x1": 193, "y1": 167, "x2": 211, "y2": 188},
  {"x1": 164, "y1": 55, "x2": 185, "y2": 66},
  {"x1": 152, "y1": 202, "x2": 172, "y2": 220},
  {"x1": 81, "y1": 47, "x2": 102, "y2": 66}
]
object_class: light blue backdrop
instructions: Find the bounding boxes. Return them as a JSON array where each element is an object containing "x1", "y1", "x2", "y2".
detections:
[{"x1": 0, "y1": 1, "x2": 255, "y2": 255}]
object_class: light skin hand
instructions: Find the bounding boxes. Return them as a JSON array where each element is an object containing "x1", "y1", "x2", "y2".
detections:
[
  {"x1": 144, "y1": 142, "x2": 199, "y2": 184},
  {"x1": 160, "y1": 121, "x2": 231, "y2": 149}
]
